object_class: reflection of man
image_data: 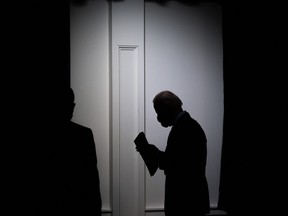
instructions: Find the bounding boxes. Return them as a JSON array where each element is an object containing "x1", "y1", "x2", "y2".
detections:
[
  {"x1": 56, "y1": 87, "x2": 102, "y2": 215},
  {"x1": 136, "y1": 91, "x2": 210, "y2": 216}
]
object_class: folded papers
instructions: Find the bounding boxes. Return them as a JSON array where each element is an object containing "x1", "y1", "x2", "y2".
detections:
[{"x1": 134, "y1": 132, "x2": 159, "y2": 176}]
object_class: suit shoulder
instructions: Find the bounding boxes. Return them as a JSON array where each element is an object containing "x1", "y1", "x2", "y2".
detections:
[
  {"x1": 179, "y1": 112, "x2": 207, "y2": 138},
  {"x1": 179, "y1": 112, "x2": 199, "y2": 126}
]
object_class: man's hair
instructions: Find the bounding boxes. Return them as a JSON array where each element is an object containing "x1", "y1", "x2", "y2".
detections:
[{"x1": 153, "y1": 91, "x2": 183, "y2": 112}]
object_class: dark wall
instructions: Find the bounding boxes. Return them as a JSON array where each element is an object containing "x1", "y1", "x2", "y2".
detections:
[
  {"x1": 4, "y1": 1, "x2": 70, "y2": 214},
  {"x1": 219, "y1": 2, "x2": 287, "y2": 215},
  {"x1": 4, "y1": 1, "x2": 70, "y2": 123}
]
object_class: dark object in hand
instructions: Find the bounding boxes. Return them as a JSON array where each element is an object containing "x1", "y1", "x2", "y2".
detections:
[
  {"x1": 134, "y1": 131, "x2": 148, "y2": 151},
  {"x1": 134, "y1": 132, "x2": 159, "y2": 176}
]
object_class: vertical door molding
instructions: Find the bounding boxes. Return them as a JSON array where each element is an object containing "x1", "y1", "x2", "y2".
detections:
[{"x1": 111, "y1": 1, "x2": 145, "y2": 216}]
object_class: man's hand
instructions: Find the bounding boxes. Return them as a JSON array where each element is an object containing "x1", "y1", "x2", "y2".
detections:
[{"x1": 134, "y1": 132, "x2": 148, "y2": 152}]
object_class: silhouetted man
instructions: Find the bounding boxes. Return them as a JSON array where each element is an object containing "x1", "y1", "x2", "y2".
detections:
[
  {"x1": 135, "y1": 91, "x2": 210, "y2": 216},
  {"x1": 55, "y1": 87, "x2": 102, "y2": 215}
]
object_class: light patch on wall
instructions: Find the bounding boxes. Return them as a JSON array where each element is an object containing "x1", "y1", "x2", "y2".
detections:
[{"x1": 145, "y1": 1, "x2": 223, "y2": 209}]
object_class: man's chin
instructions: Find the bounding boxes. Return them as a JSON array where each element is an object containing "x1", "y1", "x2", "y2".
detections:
[{"x1": 161, "y1": 123, "x2": 170, "y2": 128}]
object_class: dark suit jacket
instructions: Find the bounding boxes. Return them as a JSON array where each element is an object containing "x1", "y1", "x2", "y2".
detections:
[
  {"x1": 56, "y1": 121, "x2": 102, "y2": 215},
  {"x1": 158, "y1": 111, "x2": 210, "y2": 215}
]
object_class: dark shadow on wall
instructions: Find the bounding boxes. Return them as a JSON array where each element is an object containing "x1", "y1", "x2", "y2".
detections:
[
  {"x1": 71, "y1": 0, "x2": 101, "y2": 6},
  {"x1": 5, "y1": 1, "x2": 71, "y2": 214},
  {"x1": 145, "y1": 0, "x2": 223, "y2": 7},
  {"x1": 71, "y1": 0, "x2": 124, "y2": 7},
  {"x1": 71, "y1": 0, "x2": 223, "y2": 7},
  {"x1": 218, "y1": 2, "x2": 287, "y2": 215}
]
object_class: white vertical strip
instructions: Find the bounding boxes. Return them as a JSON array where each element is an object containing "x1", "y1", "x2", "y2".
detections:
[
  {"x1": 118, "y1": 46, "x2": 139, "y2": 216},
  {"x1": 111, "y1": 1, "x2": 145, "y2": 216},
  {"x1": 112, "y1": 46, "x2": 145, "y2": 216}
]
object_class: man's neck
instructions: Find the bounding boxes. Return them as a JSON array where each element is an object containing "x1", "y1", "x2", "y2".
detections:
[{"x1": 173, "y1": 110, "x2": 186, "y2": 125}]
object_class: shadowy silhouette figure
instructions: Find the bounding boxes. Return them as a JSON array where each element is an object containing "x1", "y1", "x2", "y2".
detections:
[
  {"x1": 55, "y1": 87, "x2": 102, "y2": 215},
  {"x1": 135, "y1": 91, "x2": 210, "y2": 216}
]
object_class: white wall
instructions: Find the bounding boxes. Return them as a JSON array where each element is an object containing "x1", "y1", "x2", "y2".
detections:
[
  {"x1": 70, "y1": 0, "x2": 223, "y2": 215},
  {"x1": 145, "y1": 2, "x2": 223, "y2": 209},
  {"x1": 70, "y1": 0, "x2": 111, "y2": 212}
]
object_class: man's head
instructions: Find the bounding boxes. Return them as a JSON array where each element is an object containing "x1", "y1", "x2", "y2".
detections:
[{"x1": 153, "y1": 91, "x2": 183, "y2": 127}]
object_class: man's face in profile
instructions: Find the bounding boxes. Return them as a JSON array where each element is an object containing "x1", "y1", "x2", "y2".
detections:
[{"x1": 154, "y1": 105, "x2": 174, "y2": 128}]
